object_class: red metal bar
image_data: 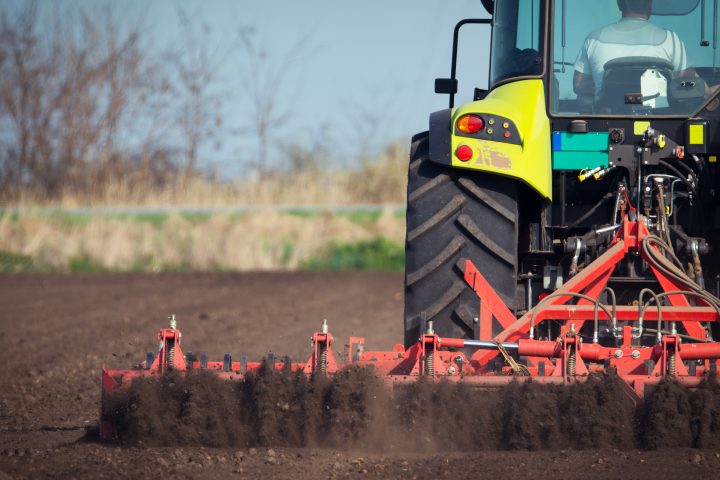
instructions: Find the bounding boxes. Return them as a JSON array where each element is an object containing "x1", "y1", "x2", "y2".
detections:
[
  {"x1": 488, "y1": 240, "x2": 627, "y2": 344},
  {"x1": 530, "y1": 305, "x2": 718, "y2": 323},
  {"x1": 559, "y1": 267, "x2": 614, "y2": 335},
  {"x1": 635, "y1": 219, "x2": 708, "y2": 339},
  {"x1": 680, "y1": 342, "x2": 720, "y2": 359},
  {"x1": 464, "y1": 259, "x2": 516, "y2": 331}
]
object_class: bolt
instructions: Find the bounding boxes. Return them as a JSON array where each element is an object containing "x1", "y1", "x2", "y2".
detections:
[
  {"x1": 568, "y1": 323, "x2": 576, "y2": 337},
  {"x1": 614, "y1": 349, "x2": 623, "y2": 358},
  {"x1": 169, "y1": 314, "x2": 176, "y2": 330},
  {"x1": 321, "y1": 319, "x2": 328, "y2": 334},
  {"x1": 631, "y1": 350, "x2": 641, "y2": 359},
  {"x1": 447, "y1": 365, "x2": 457, "y2": 375},
  {"x1": 426, "y1": 321, "x2": 434, "y2": 335}
]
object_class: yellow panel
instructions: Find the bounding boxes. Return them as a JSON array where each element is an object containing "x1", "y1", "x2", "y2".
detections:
[
  {"x1": 450, "y1": 80, "x2": 552, "y2": 200},
  {"x1": 688, "y1": 124, "x2": 705, "y2": 145},
  {"x1": 633, "y1": 121, "x2": 651, "y2": 135},
  {"x1": 710, "y1": 156, "x2": 717, "y2": 163}
]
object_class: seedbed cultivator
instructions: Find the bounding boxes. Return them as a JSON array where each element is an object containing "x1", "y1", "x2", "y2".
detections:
[{"x1": 100, "y1": 212, "x2": 720, "y2": 439}]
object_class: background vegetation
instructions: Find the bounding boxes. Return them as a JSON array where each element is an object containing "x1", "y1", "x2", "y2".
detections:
[{"x1": 0, "y1": 4, "x2": 410, "y2": 272}]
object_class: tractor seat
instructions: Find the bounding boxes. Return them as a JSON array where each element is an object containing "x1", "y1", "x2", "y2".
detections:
[{"x1": 596, "y1": 57, "x2": 674, "y2": 114}]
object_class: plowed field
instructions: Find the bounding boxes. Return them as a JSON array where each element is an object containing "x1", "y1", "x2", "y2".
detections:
[{"x1": 1, "y1": 273, "x2": 718, "y2": 479}]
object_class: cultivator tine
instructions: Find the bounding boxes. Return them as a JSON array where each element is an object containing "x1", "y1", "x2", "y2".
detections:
[
  {"x1": 348, "y1": 337, "x2": 365, "y2": 362},
  {"x1": 240, "y1": 355, "x2": 247, "y2": 373},
  {"x1": 223, "y1": 354, "x2": 232, "y2": 372},
  {"x1": 200, "y1": 354, "x2": 208, "y2": 369},
  {"x1": 185, "y1": 351, "x2": 197, "y2": 370}
]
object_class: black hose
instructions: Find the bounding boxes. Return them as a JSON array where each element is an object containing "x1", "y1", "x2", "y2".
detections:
[
  {"x1": 667, "y1": 156, "x2": 696, "y2": 177},
  {"x1": 666, "y1": 159, "x2": 701, "y2": 206},
  {"x1": 659, "y1": 160, "x2": 697, "y2": 194},
  {"x1": 566, "y1": 192, "x2": 614, "y2": 229},
  {"x1": 640, "y1": 235, "x2": 720, "y2": 340}
]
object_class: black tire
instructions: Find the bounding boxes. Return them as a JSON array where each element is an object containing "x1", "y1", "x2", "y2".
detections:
[{"x1": 403, "y1": 131, "x2": 519, "y2": 346}]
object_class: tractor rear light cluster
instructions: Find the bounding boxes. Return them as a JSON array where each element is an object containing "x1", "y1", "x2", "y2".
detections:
[
  {"x1": 456, "y1": 145, "x2": 473, "y2": 161},
  {"x1": 456, "y1": 114, "x2": 485, "y2": 134}
]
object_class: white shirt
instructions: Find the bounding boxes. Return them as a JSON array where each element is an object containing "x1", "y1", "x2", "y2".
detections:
[{"x1": 574, "y1": 18, "x2": 688, "y2": 95}]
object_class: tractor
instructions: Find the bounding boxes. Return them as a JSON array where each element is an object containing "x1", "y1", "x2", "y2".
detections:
[
  {"x1": 404, "y1": 0, "x2": 720, "y2": 351},
  {"x1": 101, "y1": 1, "x2": 720, "y2": 438}
]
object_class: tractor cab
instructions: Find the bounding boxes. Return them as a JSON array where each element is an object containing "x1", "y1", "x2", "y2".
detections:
[
  {"x1": 550, "y1": 0, "x2": 714, "y2": 116},
  {"x1": 469, "y1": 1, "x2": 717, "y2": 114}
]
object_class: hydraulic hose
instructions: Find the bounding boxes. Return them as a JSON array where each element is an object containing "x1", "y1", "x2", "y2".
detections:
[
  {"x1": 566, "y1": 192, "x2": 614, "y2": 230},
  {"x1": 659, "y1": 160, "x2": 697, "y2": 194},
  {"x1": 529, "y1": 291, "x2": 613, "y2": 340},
  {"x1": 593, "y1": 287, "x2": 617, "y2": 343},
  {"x1": 648, "y1": 290, "x2": 720, "y2": 341},
  {"x1": 637, "y1": 288, "x2": 663, "y2": 342},
  {"x1": 641, "y1": 235, "x2": 720, "y2": 339},
  {"x1": 667, "y1": 157, "x2": 698, "y2": 183}
]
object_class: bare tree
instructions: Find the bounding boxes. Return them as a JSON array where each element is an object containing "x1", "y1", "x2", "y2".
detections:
[
  {"x1": 239, "y1": 28, "x2": 310, "y2": 176},
  {"x1": 0, "y1": 3, "x2": 46, "y2": 197},
  {"x1": 0, "y1": 2, "x2": 305, "y2": 202},
  {"x1": 0, "y1": 2, "x2": 175, "y2": 201},
  {"x1": 170, "y1": 7, "x2": 240, "y2": 185}
]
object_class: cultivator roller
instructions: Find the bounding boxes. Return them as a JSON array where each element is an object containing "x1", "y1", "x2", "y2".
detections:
[{"x1": 101, "y1": 214, "x2": 720, "y2": 439}]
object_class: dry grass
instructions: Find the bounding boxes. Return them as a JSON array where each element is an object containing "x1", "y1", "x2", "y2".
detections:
[
  {"x1": 5, "y1": 143, "x2": 410, "y2": 208},
  {"x1": 0, "y1": 208, "x2": 405, "y2": 272},
  {"x1": 0, "y1": 144, "x2": 410, "y2": 272}
]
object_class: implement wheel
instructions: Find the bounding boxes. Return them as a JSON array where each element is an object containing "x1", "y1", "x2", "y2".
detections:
[{"x1": 403, "y1": 131, "x2": 519, "y2": 346}]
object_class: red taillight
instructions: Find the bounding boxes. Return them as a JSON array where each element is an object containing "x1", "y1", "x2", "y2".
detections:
[
  {"x1": 456, "y1": 114, "x2": 485, "y2": 134},
  {"x1": 456, "y1": 145, "x2": 473, "y2": 161}
]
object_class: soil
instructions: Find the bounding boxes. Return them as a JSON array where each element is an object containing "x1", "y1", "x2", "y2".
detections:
[{"x1": 2, "y1": 272, "x2": 720, "y2": 479}]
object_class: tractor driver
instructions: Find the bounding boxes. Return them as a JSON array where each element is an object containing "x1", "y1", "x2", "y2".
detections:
[{"x1": 572, "y1": 0, "x2": 688, "y2": 97}]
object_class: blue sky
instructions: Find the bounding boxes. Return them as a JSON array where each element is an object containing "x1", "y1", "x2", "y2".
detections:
[{"x1": 3, "y1": 0, "x2": 491, "y2": 174}]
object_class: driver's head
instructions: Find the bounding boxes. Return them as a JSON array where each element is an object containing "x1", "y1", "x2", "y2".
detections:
[{"x1": 617, "y1": 0, "x2": 652, "y2": 17}]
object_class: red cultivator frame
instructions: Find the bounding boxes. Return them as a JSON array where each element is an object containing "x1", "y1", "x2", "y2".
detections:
[{"x1": 101, "y1": 214, "x2": 720, "y2": 439}]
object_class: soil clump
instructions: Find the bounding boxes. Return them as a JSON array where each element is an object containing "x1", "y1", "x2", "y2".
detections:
[{"x1": 108, "y1": 367, "x2": 720, "y2": 451}]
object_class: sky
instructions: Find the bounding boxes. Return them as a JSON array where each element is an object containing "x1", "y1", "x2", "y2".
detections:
[{"x1": 2, "y1": 0, "x2": 491, "y2": 175}]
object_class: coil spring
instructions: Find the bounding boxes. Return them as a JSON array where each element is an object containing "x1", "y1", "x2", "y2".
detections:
[
  {"x1": 318, "y1": 343, "x2": 328, "y2": 374},
  {"x1": 567, "y1": 346, "x2": 576, "y2": 376},
  {"x1": 166, "y1": 339, "x2": 175, "y2": 367},
  {"x1": 424, "y1": 350, "x2": 435, "y2": 376},
  {"x1": 668, "y1": 351, "x2": 677, "y2": 376}
]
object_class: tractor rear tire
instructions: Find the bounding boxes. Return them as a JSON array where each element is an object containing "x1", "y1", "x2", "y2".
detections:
[{"x1": 403, "y1": 131, "x2": 519, "y2": 346}]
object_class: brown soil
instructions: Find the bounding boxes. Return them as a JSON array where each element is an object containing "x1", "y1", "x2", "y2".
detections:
[{"x1": 2, "y1": 272, "x2": 720, "y2": 479}]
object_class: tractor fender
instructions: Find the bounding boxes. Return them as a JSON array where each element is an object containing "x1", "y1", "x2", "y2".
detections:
[
  {"x1": 428, "y1": 108, "x2": 453, "y2": 166},
  {"x1": 427, "y1": 79, "x2": 552, "y2": 200}
]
